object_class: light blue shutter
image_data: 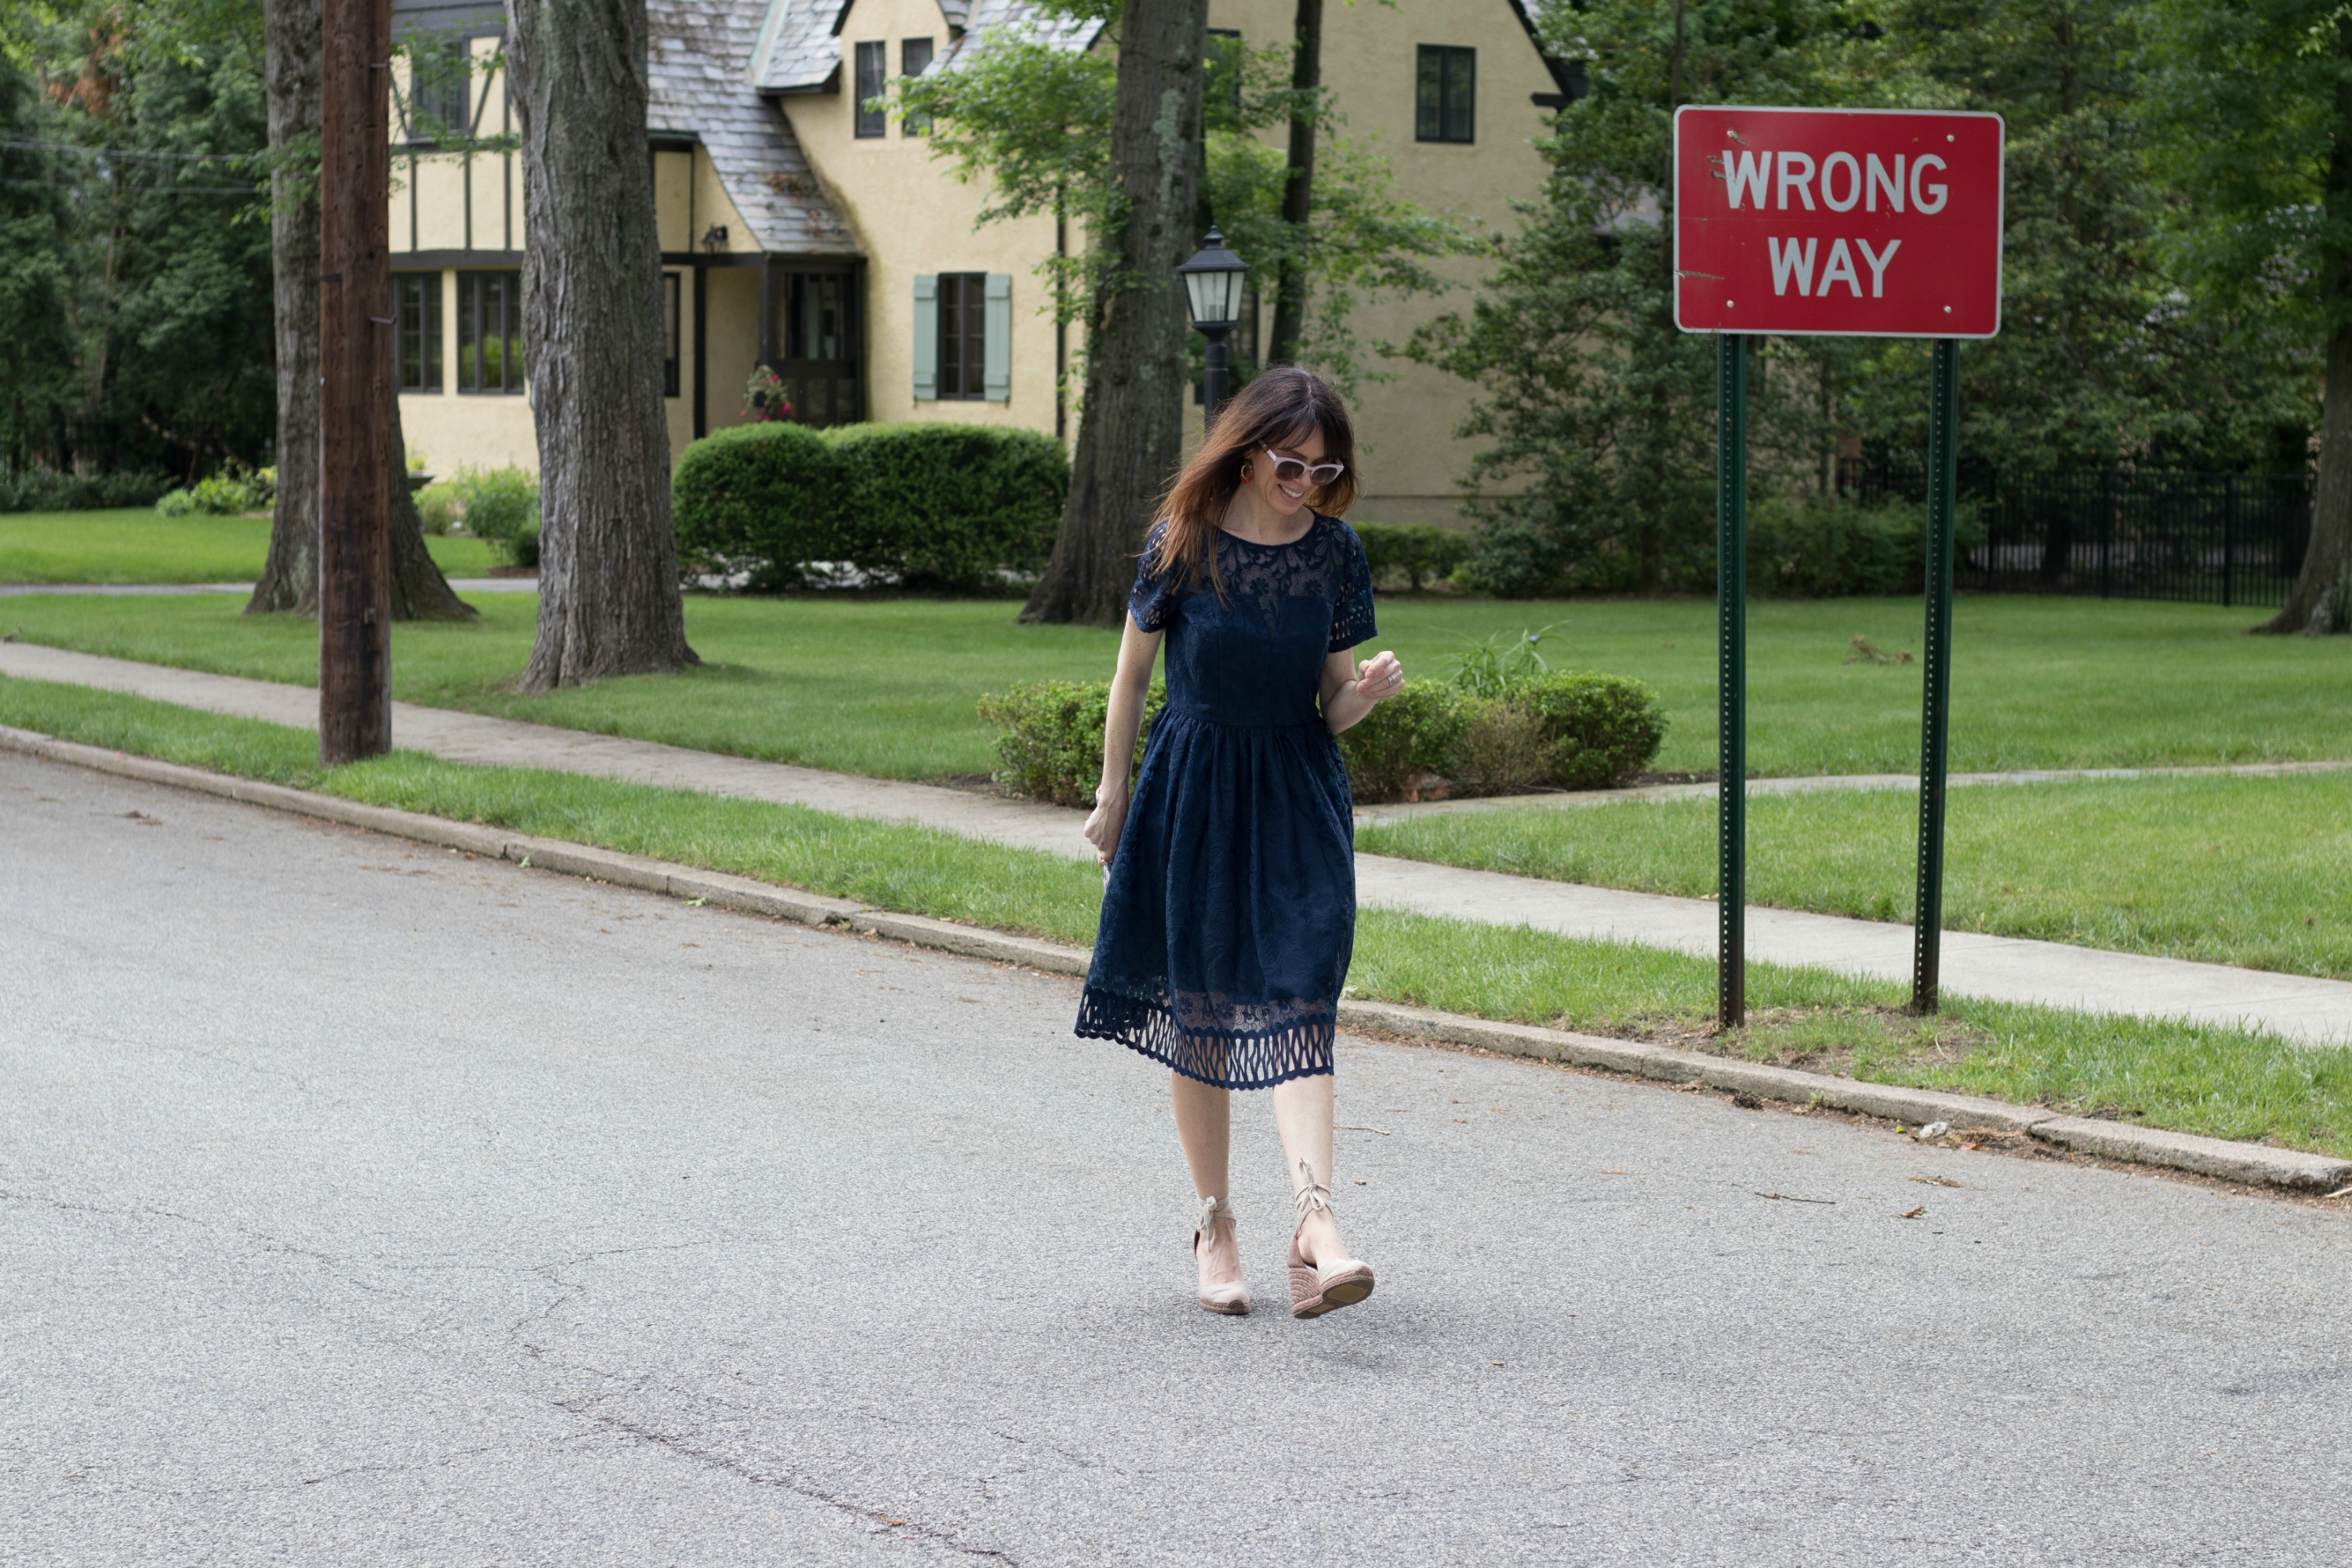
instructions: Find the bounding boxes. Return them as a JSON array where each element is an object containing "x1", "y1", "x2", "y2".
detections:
[
  {"x1": 983, "y1": 273, "x2": 1011, "y2": 402},
  {"x1": 913, "y1": 274, "x2": 938, "y2": 401}
]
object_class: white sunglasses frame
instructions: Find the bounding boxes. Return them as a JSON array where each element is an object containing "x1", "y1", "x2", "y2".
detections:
[{"x1": 1258, "y1": 448, "x2": 1348, "y2": 488}]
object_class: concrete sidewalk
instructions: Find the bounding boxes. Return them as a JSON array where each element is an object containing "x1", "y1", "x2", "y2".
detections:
[{"x1": 5, "y1": 637, "x2": 2347, "y2": 1046}]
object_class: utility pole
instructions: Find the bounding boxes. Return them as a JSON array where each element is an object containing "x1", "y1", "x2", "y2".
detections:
[{"x1": 318, "y1": 0, "x2": 391, "y2": 764}]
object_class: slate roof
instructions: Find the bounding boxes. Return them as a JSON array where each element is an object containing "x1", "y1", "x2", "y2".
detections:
[
  {"x1": 648, "y1": 0, "x2": 858, "y2": 256},
  {"x1": 751, "y1": 0, "x2": 1094, "y2": 93}
]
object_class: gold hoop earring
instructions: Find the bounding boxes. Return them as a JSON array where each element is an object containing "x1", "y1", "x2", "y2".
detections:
[{"x1": 1240, "y1": 463, "x2": 1254, "y2": 481}]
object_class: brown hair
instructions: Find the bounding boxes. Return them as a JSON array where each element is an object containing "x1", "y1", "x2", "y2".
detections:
[{"x1": 1147, "y1": 365, "x2": 1359, "y2": 590}]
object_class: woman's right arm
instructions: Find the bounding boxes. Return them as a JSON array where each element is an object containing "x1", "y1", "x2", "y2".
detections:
[{"x1": 1082, "y1": 617, "x2": 1163, "y2": 867}]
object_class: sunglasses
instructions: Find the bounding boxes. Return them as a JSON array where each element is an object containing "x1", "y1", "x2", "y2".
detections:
[{"x1": 1259, "y1": 448, "x2": 1347, "y2": 488}]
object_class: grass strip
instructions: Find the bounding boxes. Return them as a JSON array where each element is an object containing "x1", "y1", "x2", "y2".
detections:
[
  {"x1": 8, "y1": 670, "x2": 2350, "y2": 1160},
  {"x1": 0, "y1": 509, "x2": 499, "y2": 585},
  {"x1": 6, "y1": 590, "x2": 2352, "y2": 780},
  {"x1": 1357, "y1": 774, "x2": 2352, "y2": 981}
]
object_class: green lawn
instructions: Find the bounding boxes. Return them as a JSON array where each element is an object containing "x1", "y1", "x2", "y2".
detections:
[
  {"x1": 2, "y1": 589, "x2": 2347, "y2": 780},
  {"x1": 6, "y1": 668, "x2": 2349, "y2": 1160},
  {"x1": 0, "y1": 508, "x2": 501, "y2": 584},
  {"x1": 1358, "y1": 773, "x2": 2352, "y2": 980}
]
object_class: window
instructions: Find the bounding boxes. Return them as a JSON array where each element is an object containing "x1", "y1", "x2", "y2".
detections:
[
  {"x1": 1416, "y1": 45, "x2": 1475, "y2": 143},
  {"x1": 406, "y1": 34, "x2": 470, "y2": 143},
  {"x1": 457, "y1": 270, "x2": 524, "y2": 394},
  {"x1": 854, "y1": 41, "x2": 887, "y2": 138},
  {"x1": 787, "y1": 273, "x2": 849, "y2": 361},
  {"x1": 935, "y1": 273, "x2": 986, "y2": 399},
  {"x1": 900, "y1": 38, "x2": 934, "y2": 135},
  {"x1": 1206, "y1": 29, "x2": 1243, "y2": 125},
  {"x1": 662, "y1": 272, "x2": 681, "y2": 397},
  {"x1": 394, "y1": 274, "x2": 443, "y2": 392}
]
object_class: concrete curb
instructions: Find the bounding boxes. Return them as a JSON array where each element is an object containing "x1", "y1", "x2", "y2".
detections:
[{"x1": 10, "y1": 723, "x2": 2350, "y2": 1197}]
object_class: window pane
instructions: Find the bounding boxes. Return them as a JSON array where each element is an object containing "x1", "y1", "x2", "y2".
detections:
[
  {"x1": 662, "y1": 273, "x2": 680, "y2": 397},
  {"x1": 901, "y1": 38, "x2": 934, "y2": 135},
  {"x1": 1445, "y1": 49, "x2": 1475, "y2": 142},
  {"x1": 855, "y1": 42, "x2": 887, "y2": 138},
  {"x1": 1416, "y1": 48, "x2": 1443, "y2": 142}
]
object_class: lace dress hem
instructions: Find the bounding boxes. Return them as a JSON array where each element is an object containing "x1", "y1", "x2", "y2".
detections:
[{"x1": 1075, "y1": 986, "x2": 1337, "y2": 1090}]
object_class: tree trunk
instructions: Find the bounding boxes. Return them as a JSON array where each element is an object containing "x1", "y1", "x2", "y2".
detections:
[
  {"x1": 1265, "y1": 0, "x2": 1321, "y2": 368},
  {"x1": 387, "y1": 390, "x2": 476, "y2": 621},
  {"x1": 506, "y1": 0, "x2": 695, "y2": 687},
  {"x1": 1020, "y1": 0, "x2": 1208, "y2": 627},
  {"x1": 2259, "y1": 17, "x2": 2352, "y2": 635},
  {"x1": 247, "y1": 0, "x2": 321, "y2": 616}
]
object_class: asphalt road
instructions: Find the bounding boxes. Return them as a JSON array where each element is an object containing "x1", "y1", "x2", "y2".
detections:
[{"x1": 4, "y1": 749, "x2": 2347, "y2": 1566}]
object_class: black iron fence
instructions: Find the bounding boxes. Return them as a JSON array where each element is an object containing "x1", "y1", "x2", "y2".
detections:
[{"x1": 1844, "y1": 460, "x2": 2312, "y2": 608}]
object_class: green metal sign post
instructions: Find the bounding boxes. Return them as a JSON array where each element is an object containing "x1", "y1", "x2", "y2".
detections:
[
  {"x1": 1715, "y1": 333, "x2": 1748, "y2": 1029},
  {"x1": 1911, "y1": 339, "x2": 1962, "y2": 1012}
]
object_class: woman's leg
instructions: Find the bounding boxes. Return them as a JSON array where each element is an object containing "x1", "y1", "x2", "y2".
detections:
[
  {"x1": 1171, "y1": 1072, "x2": 1241, "y2": 1287},
  {"x1": 1272, "y1": 1073, "x2": 1349, "y2": 1267}
]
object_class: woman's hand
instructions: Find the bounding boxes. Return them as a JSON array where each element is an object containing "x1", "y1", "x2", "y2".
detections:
[
  {"x1": 1354, "y1": 650, "x2": 1404, "y2": 702},
  {"x1": 1083, "y1": 789, "x2": 1129, "y2": 868}
]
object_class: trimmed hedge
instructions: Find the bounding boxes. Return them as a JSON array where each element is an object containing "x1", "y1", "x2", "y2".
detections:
[
  {"x1": 980, "y1": 670, "x2": 1664, "y2": 805},
  {"x1": 0, "y1": 470, "x2": 174, "y2": 513},
  {"x1": 673, "y1": 420, "x2": 1068, "y2": 591},
  {"x1": 976, "y1": 678, "x2": 1167, "y2": 806},
  {"x1": 1353, "y1": 521, "x2": 1471, "y2": 592}
]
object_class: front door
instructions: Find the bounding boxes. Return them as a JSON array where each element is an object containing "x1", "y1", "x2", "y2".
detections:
[{"x1": 770, "y1": 268, "x2": 862, "y2": 426}]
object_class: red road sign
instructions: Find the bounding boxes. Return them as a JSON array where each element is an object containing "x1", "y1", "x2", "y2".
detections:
[{"x1": 1673, "y1": 106, "x2": 2003, "y2": 338}]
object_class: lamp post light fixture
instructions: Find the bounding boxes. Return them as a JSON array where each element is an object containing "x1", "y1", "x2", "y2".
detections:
[{"x1": 1177, "y1": 228, "x2": 1250, "y2": 428}]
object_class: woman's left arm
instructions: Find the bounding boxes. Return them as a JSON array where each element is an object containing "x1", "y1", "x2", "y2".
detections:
[{"x1": 1320, "y1": 646, "x2": 1404, "y2": 735}]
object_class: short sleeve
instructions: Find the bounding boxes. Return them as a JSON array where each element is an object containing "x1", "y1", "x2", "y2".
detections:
[
  {"x1": 1327, "y1": 522, "x2": 1377, "y2": 652},
  {"x1": 1129, "y1": 521, "x2": 1182, "y2": 633}
]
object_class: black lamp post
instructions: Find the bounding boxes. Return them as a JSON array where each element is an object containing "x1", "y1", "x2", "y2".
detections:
[{"x1": 1177, "y1": 229, "x2": 1250, "y2": 428}]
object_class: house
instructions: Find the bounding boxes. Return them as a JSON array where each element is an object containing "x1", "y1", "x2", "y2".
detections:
[{"x1": 387, "y1": 0, "x2": 1577, "y2": 525}]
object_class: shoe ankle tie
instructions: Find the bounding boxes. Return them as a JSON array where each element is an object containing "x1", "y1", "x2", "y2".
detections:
[
  {"x1": 1197, "y1": 1195, "x2": 1236, "y2": 1237},
  {"x1": 1293, "y1": 1159, "x2": 1333, "y2": 1222}
]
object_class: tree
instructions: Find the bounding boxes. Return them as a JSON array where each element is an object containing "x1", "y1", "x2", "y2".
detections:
[
  {"x1": 246, "y1": 0, "x2": 319, "y2": 612},
  {"x1": 1410, "y1": 0, "x2": 1856, "y2": 595},
  {"x1": 1845, "y1": 0, "x2": 2314, "y2": 478},
  {"x1": 246, "y1": 0, "x2": 469, "y2": 620},
  {"x1": 506, "y1": 0, "x2": 694, "y2": 684},
  {"x1": 0, "y1": 65, "x2": 72, "y2": 474},
  {"x1": 1016, "y1": 0, "x2": 1209, "y2": 627},
  {"x1": 2146, "y1": 0, "x2": 2352, "y2": 633},
  {"x1": 1266, "y1": 0, "x2": 1321, "y2": 367}
]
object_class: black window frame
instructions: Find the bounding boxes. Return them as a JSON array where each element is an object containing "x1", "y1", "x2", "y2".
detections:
[
  {"x1": 935, "y1": 271, "x2": 987, "y2": 401},
  {"x1": 900, "y1": 37, "x2": 935, "y2": 135},
  {"x1": 854, "y1": 41, "x2": 887, "y2": 139},
  {"x1": 662, "y1": 271, "x2": 681, "y2": 398},
  {"x1": 393, "y1": 272, "x2": 443, "y2": 393},
  {"x1": 1415, "y1": 45, "x2": 1475, "y2": 144},
  {"x1": 456, "y1": 269, "x2": 525, "y2": 395}
]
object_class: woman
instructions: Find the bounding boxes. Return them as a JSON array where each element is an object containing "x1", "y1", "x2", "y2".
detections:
[{"x1": 1076, "y1": 367, "x2": 1404, "y2": 1321}]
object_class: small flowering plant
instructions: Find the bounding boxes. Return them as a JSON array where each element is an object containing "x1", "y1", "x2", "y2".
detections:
[{"x1": 743, "y1": 365, "x2": 795, "y2": 423}]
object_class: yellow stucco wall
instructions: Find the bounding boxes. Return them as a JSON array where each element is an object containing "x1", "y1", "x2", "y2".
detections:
[
  {"x1": 782, "y1": 0, "x2": 1065, "y2": 436},
  {"x1": 386, "y1": 3, "x2": 1554, "y2": 506},
  {"x1": 1200, "y1": 0, "x2": 1554, "y2": 524}
]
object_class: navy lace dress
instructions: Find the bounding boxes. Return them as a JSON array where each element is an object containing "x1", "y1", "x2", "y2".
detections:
[{"x1": 1075, "y1": 513, "x2": 1377, "y2": 1089}]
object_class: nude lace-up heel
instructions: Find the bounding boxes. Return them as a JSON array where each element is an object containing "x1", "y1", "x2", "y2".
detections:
[
  {"x1": 1287, "y1": 1160, "x2": 1375, "y2": 1319},
  {"x1": 1193, "y1": 1195, "x2": 1250, "y2": 1316}
]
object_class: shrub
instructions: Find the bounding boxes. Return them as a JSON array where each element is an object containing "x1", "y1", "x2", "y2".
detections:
[
  {"x1": 416, "y1": 480, "x2": 463, "y2": 535},
  {"x1": 1353, "y1": 521, "x2": 1471, "y2": 591},
  {"x1": 1748, "y1": 495, "x2": 1922, "y2": 597},
  {"x1": 154, "y1": 463, "x2": 274, "y2": 517},
  {"x1": 671, "y1": 421, "x2": 842, "y2": 587},
  {"x1": 0, "y1": 469, "x2": 174, "y2": 513},
  {"x1": 829, "y1": 423, "x2": 1068, "y2": 590},
  {"x1": 451, "y1": 467, "x2": 539, "y2": 546},
  {"x1": 1512, "y1": 671, "x2": 1668, "y2": 789},
  {"x1": 1333, "y1": 681, "x2": 1469, "y2": 803},
  {"x1": 977, "y1": 678, "x2": 1167, "y2": 806},
  {"x1": 670, "y1": 420, "x2": 1069, "y2": 592}
]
